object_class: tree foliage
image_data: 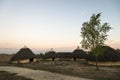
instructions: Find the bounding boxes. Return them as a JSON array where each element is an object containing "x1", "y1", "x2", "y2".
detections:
[
  {"x1": 81, "y1": 13, "x2": 111, "y2": 49},
  {"x1": 81, "y1": 13, "x2": 111, "y2": 70}
]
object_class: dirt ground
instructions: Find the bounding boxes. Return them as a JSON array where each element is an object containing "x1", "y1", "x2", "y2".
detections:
[
  {"x1": 0, "y1": 54, "x2": 120, "y2": 80},
  {"x1": 0, "y1": 66, "x2": 91, "y2": 80},
  {"x1": 0, "y1": 71, "x2": 32, "y2": 80}
]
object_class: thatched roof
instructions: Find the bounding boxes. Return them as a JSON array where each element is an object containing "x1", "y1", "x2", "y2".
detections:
[
  {"x1": 87, "y1": 46, "x2": 120, "y2": 61},
  {"x1": 116, "y1": 49, "x2": 120, "y2": 53},
  {"x1": 42, "y1": 47, "x2": 87, "y2": 59},
  {"x1": 44, "y1": 50, "x2": 56, "y2": 58},
  {"x1": 73, "y1": 46, "x2": 87, "y2": 59},
  {"x1": 10, "y1": 47, "x2": 36, "y2": 62},
  {"x1": 55, "y1": 52, "x2": 73, "y2": 58}
]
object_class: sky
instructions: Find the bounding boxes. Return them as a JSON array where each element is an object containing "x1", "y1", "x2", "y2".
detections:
[{"x1": 0, "y1": 0, "x2": 120, "y2": 54}]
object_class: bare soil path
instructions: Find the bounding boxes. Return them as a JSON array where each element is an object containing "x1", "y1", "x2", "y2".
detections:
[{"x1": 0, "y1": 66, "x2": 92, "y2": 80}]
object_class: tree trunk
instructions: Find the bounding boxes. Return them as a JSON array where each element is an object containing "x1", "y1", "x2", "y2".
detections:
[{"x1": 95, "y1": 56, "x2": 99, "y2": 70}]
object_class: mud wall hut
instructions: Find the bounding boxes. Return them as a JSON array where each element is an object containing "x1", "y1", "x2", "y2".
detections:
[{"x1": 10, "y1": 46, "x2": 37, "y2": 63}]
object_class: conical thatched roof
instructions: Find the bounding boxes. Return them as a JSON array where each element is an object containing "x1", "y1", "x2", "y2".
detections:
[
  {"x1": 116, "y1": 49, "x2": 120, "y2": 53},
  {"x1": 73, "y1": 46, "x2": 87, "y2": 59},
  {"x1": 55, "y1": 52, "x2": 73, "y2": 58},
  {"x1": 10, "y1": 47, "x2": 36, "y2": 62},
  {"x1": 44, "y1": 50, "x2": 56, "y2": 59},
  {"x1": 87, "y1": 46, "x2": 120, "y2": 61}
]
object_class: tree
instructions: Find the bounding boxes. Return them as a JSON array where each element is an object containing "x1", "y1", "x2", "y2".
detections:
[{"x1": 81, "y1": 13, "x2": 111, "y2": 70}]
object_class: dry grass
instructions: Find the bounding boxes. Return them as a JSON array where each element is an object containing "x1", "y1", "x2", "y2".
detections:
[
  {"x1": 0, "y1": 54, "x2": 120, "y2": 80},
  {"x1": 0, "y1": 54, "x2": 13, "y2": 62},
  {"x1": 0, "y1": 66, "x2": 91, "y2": 80},
  {"x1": 6, "y1": 60, "x2": 120, "y2": 80}
]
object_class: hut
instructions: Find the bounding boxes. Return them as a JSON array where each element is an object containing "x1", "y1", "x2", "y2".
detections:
[
  {"x1": 87, "y1": 46, "x2": 120, "y2": 61},
  {"x1": 55, "y1": 52, "x2": 73, "y2": 61},
  {"x1": 73, "y1": 46, "x2": 87, "y2": 61},
  {"x1": 10, "y1": 46, "x2": 37, "y2": 63},
  {"x1": 87, "y1": 46, "x2": 120, "y2": 66},
  {"x1": 116, "y1": 49, "x2": 120, "y2": 53},
  {"x1": 44, "y1": 48, "x2": 56, "y2": 61}
]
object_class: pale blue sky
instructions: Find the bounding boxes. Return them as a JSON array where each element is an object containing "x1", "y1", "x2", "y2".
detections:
[{"x1": 0, "y1": 0, "x2": 120, "y2": 53}]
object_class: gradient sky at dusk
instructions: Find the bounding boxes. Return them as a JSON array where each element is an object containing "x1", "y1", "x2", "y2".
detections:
[{"x1": 0, "y1": 0, "x2": 120, "y2": 53}]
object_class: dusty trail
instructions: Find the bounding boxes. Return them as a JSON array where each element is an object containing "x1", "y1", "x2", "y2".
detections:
[{"x1": 0, "y1": 66, "x2": 92, "y2": 80}]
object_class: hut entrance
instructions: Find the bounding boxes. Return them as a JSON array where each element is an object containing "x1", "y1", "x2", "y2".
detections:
[{"x1": 29, "y1": 58, "x2": 34, "y2": 62}]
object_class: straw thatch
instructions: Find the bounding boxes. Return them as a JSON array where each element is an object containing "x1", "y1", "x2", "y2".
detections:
[
  {"x1": 73, "y1": 46, "x2": 87, "y2": 60},
  {"x1": 116, "y1": 49, "x2": 120, "y2": 53},
  {"x1": 87, "y1": 46, "x2": 120, "y2": 61},
  {"x1": 44, "y1": 50, "x2": 56, "y2": 60},
  {"x1": 55, "y1": 52, "x2": 73, "y2": 58},
  {"x1": 10, "y1": 46, "x2": 37, "y2": 63}
]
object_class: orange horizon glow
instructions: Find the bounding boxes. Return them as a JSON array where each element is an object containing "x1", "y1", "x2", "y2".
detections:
[{"x1": 0, "y1": 0, "x2": 120, "y2": 52}]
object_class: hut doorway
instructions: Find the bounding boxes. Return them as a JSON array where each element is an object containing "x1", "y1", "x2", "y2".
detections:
[{"x1": 29, "y1": 58, "x2": 34, "y2": 62}]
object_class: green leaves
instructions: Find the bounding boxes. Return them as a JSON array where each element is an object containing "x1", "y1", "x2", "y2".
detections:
[
  {"x1": 80, "y1": 13, "x2": 111, "y2": 70},
  {"x1": 81, "y1": 13, "x2": 111, "y2": 50},
  {"x1": 91, "y1": 45, "x2": 106, "y2": 57}
]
